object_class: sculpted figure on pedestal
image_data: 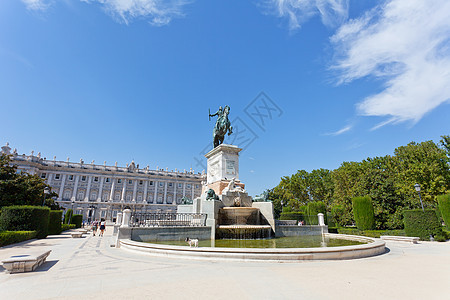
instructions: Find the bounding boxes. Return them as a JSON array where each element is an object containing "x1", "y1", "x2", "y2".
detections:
[{"x1": 209, "y1": 105, "x2": 233, "y2": 148}]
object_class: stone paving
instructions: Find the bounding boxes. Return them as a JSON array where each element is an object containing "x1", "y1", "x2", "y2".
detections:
[{"x1": 1, "y1": 227, "x2": 449, "y2": 299}]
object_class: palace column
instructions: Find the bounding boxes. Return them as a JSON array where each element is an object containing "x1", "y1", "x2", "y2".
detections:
[
  {"x1": 153, "y1": 181, "x2": 158, "y2": 203},
  {"x1": 191, "y1": 184, "x2": 195, "y2": 200},
  {"x1": 164, "y1": 182, "x2": 168, "y2": 204},
  {"x1": 173, "y1": 182, "x2": 177, "y2": 204},
  {"x1": 132, "y1": 180, "x2": 138, "y2": 201},
  {"x1": 97, "y1": 176, "x2": 104, "y2": 202},
  {"x1": 84, "y1": 176, "x2": 92, "y2": 202},
  {"x1": 58, "y1": 174, "x2": 67, "y2": 200},
  {"x1": 143, "y1": 180, "x2": 149, "y2": 203},
  {"x1": 109, "y1": 178, "x2": 116, "y2": 201},
  {"x1": 121, "y1": 179, "x2": 127, "y2": 201},
  {"x1": 71, "y1": 175, "x2": 80, "y2": 201}
]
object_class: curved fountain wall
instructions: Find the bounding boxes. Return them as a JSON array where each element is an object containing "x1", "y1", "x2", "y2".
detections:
[{"x1": 119, "y1": 233, "x2": 386, "y2": 262}]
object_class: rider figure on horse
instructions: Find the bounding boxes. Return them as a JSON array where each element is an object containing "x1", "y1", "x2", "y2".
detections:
[{"x1": 209, "y1": 105, "x2": 233, "y2": 148}]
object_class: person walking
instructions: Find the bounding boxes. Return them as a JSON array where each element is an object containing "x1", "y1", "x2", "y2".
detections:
[
  {"x1": 99, "y1": 218, "x2": 106, "y2": 237},
  {"x1": 92, "y1": 219, "x2": 98, "y2": 236}
]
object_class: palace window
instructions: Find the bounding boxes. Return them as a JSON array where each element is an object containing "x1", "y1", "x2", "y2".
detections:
[
  {"x1": 159, "y1": 182, "x2": 164, "y2": 187},
  {"x1": 168, "y1": 182, "x2": 173, "y2": 187},
  {"x1": 139, "y1": 180, "x2": 143, "y2": 185},
  {"x1": 115, "y1": 193, "x2": 120, "y2": 201},
  {"x1": 195, "y1": 185, "x2": 199, "y2": 189},
  {"x1": 137, "y1": 195, "x2": 142, "y2": 201},
  {"x1": 128, "y1": 180, "x2": 132, "y2": 185},
  {"x1": 40, "y1": 173, "x2": 46, "y2": 179},
  {"x1": 68, "y1": 175, "x2": 74, "y2": 181},
  {"x1": 102, "y1": 193, "x2": 109, "y2": 201},
  {"x1": 178, "y1": 183, "x2": 182, "y2": 188},
  {"x1": 94, "y1": 177, "x2": 99, "y2": 182},
  {"x1": 64, "y1": 191, "x2": 71, "y2": 199},
  {"x1": 77, "y1": 192, "x2": 84, "y2": 200},
  {"x1": 81, "y1": 176, "x2": 87, "y2": 182},
  {"x1": 55, "y1": 174, "x2": 61, "y2": 180},
  {"x1": 149, "y1": 181, "x2": 154, "y2": 186},
  {"x1": 105, "y1": 177, "x2": 110, "y2": 183},
  {"x1": 117, "y1": 179, "x2": 122, "y2": 184},
  {"x1": 126, "y1": 194, "x2": 132, "y2": 201},
  {"x1": 90, "y1": 193, "x2": 97, "y2": 200},
  {"x1": 187, "y1": 184, "x2": 191, "y2": 189}
]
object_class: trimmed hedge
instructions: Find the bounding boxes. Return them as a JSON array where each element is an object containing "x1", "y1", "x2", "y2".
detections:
[
  {"x1": 352, "y1": 196, "x2": 375, "y2": 230},
  {"x1": 337, "y1": 227, "x2": 405, "y2": 238},
  {"x1": 71, "y1": 214, "x2": 83, "y2": 228},
  {"x1": 403, "y1": 209, "x2": 444, "y2": 241},
  {"x1": 306, "y1": 201, "x2": 327, "y2": 224},
  {"x1": 61, "y1": 224, "x2": 76, "y2": 231},
  {"x1": 48, "y1": 210, "x2": 63, "y2": 235},
  {"x1": 0, "y1": 206, "x2": 50, "y2": 239},
  {"x1": 280, "y1": 212, "x2": 304, "y2": 221},
  {"x1": 0, "y1": 231, "x2": 37, "y2": 247},
  {"x1": 64, "y1": 209, "x2": 73, "y2": 224},
  {"x1": 437, "y1": 194, "x2": 450, "y2": 229}
]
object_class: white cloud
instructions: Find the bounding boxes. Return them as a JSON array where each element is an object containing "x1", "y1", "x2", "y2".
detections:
[
  {"x1": 325, "y1": 124, "x2": 352, "y2": 136},
  {"x1": 82, "y1": 0, "x2": 191, "y2": 26},
  {"x1": 21, "y1": 0, "x2": 51, "y2": 11},
  {"x1": 331, "y1": 0, "x2": 450, "y2": 127},
  {"x1": 265, "y1": 0, "x2": 349, "y2": 30}
]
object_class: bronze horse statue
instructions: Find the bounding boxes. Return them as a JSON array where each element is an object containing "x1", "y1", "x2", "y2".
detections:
[{"x1": 209, "y1": 105, "x2": 233, "y2": 148}]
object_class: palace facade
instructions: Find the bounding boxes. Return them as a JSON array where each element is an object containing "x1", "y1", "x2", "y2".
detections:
[{"x1": 1, "y1": 143, "x2": 204, "y2": 222}]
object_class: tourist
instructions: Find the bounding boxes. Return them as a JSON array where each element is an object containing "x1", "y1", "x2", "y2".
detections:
[
  {"x1": 99, "y1": 218, "x2": 106, "y2": 236},
  {"x1": 92, "y1": 219, "x2": 98, "y2": 236}
]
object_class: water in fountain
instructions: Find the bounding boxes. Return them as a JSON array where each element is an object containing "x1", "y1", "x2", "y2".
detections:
[{"x1": 217, "y1": 207, "x2": 272, "y2": 239}]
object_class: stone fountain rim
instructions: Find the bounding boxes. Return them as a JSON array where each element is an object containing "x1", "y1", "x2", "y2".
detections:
[{"x1": 119, "y1": 233, "x2": 386, "y2": 262}]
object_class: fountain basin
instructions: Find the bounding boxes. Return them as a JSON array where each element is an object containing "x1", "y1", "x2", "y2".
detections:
[
  {"x1": 218, "y1": 207, "x2": 261, "y2": 225},
  {"x1": 119, "y1": 233, "x2": 386, "y2": 262},
  {"x1": 217, "y1": 225, "x2": 272, "y2": 239}
]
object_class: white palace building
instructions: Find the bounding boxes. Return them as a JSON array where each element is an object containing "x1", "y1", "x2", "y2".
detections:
[{"x1": 1, "y1": 143, "x2": 204, "y2": 222}]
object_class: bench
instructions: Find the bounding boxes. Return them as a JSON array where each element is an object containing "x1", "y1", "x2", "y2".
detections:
[
  {"x1": 380, "y1": 236, "x2": 419, "y2": 244},
  {"x1": 2, "y1": 250, "x2": 51, "y2": 274},
  {"x1": 70, "y1": 232, "x2": 83, "y2": 238},
  {"x1": 76, "y1": 229, "x2": 88, "y2": 234}
]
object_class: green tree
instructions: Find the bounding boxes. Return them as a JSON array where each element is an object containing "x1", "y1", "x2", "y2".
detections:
[{"x1": 0, "y1": 154, "x2": 58, "y2": 209}]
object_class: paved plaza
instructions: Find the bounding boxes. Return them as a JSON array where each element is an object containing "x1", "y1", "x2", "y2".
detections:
[{"x1": 1, "y1": 227, "x2": 449, "y2": 300}]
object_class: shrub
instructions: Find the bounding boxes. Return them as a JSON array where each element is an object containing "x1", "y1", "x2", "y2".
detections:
[
  {"x1": 64, "y1": 209, "x2": 73, "y2": 224},
  {"x1": 403, "y1": 209, "x2": 443, "y2": 241},
  {"x1": 48, "y1": 210, "x2": 63, "y2": 235},
  {"x1": 71, "y1": 214, "x2": 83, "y2": 228},
  {"x1": 0, "y1": 206, "x2": 50, "y2": 239},
  {"x1": 331, "y1": 205, "x2": 345, "y2": 227},
  {"x1": 352, "y1": 196, "x2": 375, "y2": 230},
  {"x1": 61, "y1": 224, "x2": 76, "y2": 231},
  {"x1": 0, "y1": 231, "x2": 37, "y2": 247},
  {"x1": 280, "y1": 212, "x2": 304, "y2": 221},
  {"x1": 437, "y1": 194, "x2": 450, "y2": 229},
  {"x1": 306, "y1": 201, "x2": 327, "y2": 224},
  {"x1": 337, "y1": 227, "x2": 405, "y2": 238}
]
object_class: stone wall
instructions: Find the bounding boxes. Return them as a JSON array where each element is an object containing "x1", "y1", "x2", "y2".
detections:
[
  {"x1": 275, "y1": 225, "x2": 328, "y2": 237},
  {"x1": 119, "y1": 226, "x2": 212, "y2": 242}
]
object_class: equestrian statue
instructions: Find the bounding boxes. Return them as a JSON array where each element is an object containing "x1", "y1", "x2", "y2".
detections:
[{"x1": 209, "y1": 105, "x2": 233, "y2": 148}]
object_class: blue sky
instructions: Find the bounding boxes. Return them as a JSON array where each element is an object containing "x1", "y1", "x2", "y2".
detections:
[{"x1": 1, "y1": 0, "x2": 450, "y2": 196}]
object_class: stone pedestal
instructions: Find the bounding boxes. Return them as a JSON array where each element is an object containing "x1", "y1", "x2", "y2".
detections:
[{"x1": 205, "y1": 144, "x2": 241, "y2": 181}]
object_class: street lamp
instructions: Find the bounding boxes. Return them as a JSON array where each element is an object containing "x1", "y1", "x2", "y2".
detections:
[
  {"x1": 414, "y1": 183, "x2": 424, "y2": 212},
  {"x1": 43, "y1": 187, "x2": 50, "y2": 206},
  {"x1": 70, "y1": 200, "x2": 75, "y2": 224}
]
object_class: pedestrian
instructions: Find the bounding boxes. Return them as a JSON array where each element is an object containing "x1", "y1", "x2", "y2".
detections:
[
  {"x1": 99, "y1": 218, "x2": 106, "y2": 237},
  {"x1": 92, "y1": 219, "x2": 98, "y2": 236}
]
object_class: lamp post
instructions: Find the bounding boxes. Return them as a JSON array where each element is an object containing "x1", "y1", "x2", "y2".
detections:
[
  {"x1": 414, "y1": 183, "x2": 424, "y2": 212},
  {"x1": 70, "y1": 200, "x2": 75, "y2": 224},
  {"x1": 43, "y1": 187, "x2": 50, "y2": 206}
]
